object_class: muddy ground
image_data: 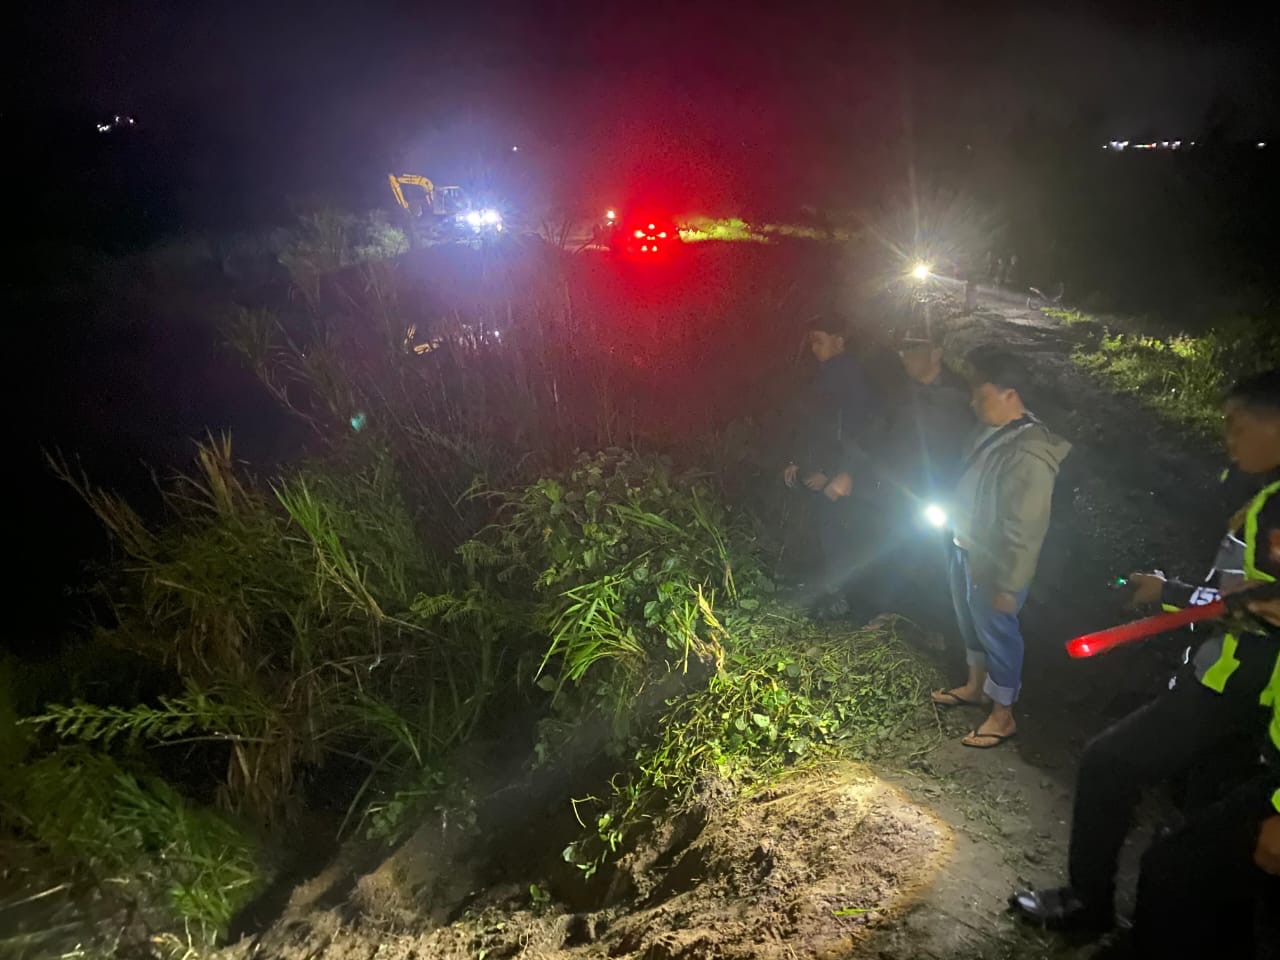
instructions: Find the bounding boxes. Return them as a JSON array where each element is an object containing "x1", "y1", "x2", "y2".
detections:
[
  {"x1": 226, "y1": 764, "x2": 949, "y2": 960},
  {"x1": 219, "y1": 288, "x2": 1240, "y2": 960}
]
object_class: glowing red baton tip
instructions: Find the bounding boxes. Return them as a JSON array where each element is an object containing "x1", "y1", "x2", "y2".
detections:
[{"x1": 1065, "y1": 599, "x2": 1229, "y2": 659}]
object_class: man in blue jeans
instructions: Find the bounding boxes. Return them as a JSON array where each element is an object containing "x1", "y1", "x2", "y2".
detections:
[{"x1": 931, "y1": 348, "x2": 1071, "y2": 748}]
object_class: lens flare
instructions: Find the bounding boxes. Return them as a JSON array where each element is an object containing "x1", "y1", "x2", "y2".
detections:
[{"x1": 923, "y1": 504, "x2": 948, "y2": 528}]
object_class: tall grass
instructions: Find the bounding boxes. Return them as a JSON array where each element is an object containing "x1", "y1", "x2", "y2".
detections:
[
  {"x1": 0, "y1": 746, "x2": 261, "y2": 951},
  {"x1": 42, "y1": 438, "x2": 484, "y2": 823},
  {"x1": 1064, "y1": 315, "x2": 1280, "y2": 430},
  {"x1": 11, "y1": 206, "x2": 805, "y2": 944}
]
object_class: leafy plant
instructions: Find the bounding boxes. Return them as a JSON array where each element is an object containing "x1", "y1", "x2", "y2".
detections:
[
  {"x1": 563, "y1": 614, "x2": 940, "y2": 876},
  {"x1": 0, "y1": 746, "x2": 262, "y2": 946},
  {"x1": 460, "y1": 450, "x2": 763, "y2": 723}
]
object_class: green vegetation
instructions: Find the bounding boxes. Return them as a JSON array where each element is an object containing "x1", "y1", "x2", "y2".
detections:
[
  {"x1": 2, "y1": 748, "x2": 260, "y2": 944},
  {"x1": 1050, "y1": 310, "x2": 1280, "y2": 430},
  {"x1": 564, "y1": 615, "x2": 938, "y2": 874},
  {"x1": 5, "y1": 204, "x2": 937, "y2": 952},
  {"x1": 680, "y1": 217, "x2": 771, "y2": 244},
  {"x1": 455, "y1": 450, "x2": 763, "y2": 715},
  {"x1": 680, "y1": 217, "x2": 852, "y2": 244},
  {"x1": 1041, "y1": 306, "x2": 1097, "y2": 328}
]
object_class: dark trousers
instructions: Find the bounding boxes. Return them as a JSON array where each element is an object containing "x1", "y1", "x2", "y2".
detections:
[
  {"x1": 812, "y1": 492, "x2": 896, "y2": 607},
  {"x1": 1068, "y1": 639, "x2": 1279, "y2": 914},
  {"x1": 1133, "y1": 776, "x2": 1280, "y2": 959}
]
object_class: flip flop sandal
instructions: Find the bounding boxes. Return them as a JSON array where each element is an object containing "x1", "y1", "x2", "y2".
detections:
[
  {"x1": 962, "y1": 729, "x2": 1017, "y2": 749},
  {"x1": 930, "y1": 690, "x2": 987, "y2": 708}
]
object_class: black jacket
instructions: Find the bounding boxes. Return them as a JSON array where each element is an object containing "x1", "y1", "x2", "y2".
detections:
[
  {"x1": 790, "y1": 351, "x2": 887, "y2": 475},
  {"x1": 895, "y1": 368, "x2": 974, "y2": 497}
]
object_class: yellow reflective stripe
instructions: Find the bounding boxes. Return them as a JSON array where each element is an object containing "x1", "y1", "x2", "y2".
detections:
[
  {"x1": 1161, "y1": 603, "x2": 1180, "y2": 613},
  {"x1": 1243, "y1": 481, "x2": 1280, "y2": 582},
  {"x1": 1199, "y1": 485, "x2": 1276, "y2": 694},
  {"x1": 1263, "y1": 653, "x2": 1280, "y2": 708},
  {"x1": 1272, "y1": 788, "x2": 1279, "y2": 814},
  {"x1": 1264, "y1": 654, "x2": 1280, "y2": 755},
  {"x1": 1200, "y1": 634, "x2": 1241, "y2": 693}
]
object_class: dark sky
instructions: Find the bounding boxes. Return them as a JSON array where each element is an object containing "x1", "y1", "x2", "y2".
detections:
[{"x1": 15, "y1": 1, "x2": 1278, "y2": 221}]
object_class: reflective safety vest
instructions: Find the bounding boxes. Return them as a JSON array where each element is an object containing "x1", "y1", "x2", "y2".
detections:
[
  {"x1": 1198, "y1": 481, "x2": 1280, "y2": 694},
  {"x1": 1262, "y1": 652, "x2": 1280, "y2": 813}
]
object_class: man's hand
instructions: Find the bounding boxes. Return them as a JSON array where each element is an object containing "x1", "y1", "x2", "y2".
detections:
[
  {"x1": 823, "y1": 472, "x2": 853, "y2": 502},
  {"x1": 1246, "y1": 595, "x2": 1280, "y2": 628},
  {"x1": 783, "y1": 463, "x2": 799, "y2": 488},
  {"x1": 1127, "y1": 571, "x2": 1166, "y2": 607},
  {"x1": 990, "y1": 589, "x2": 1019, "y2": 614},
  {"x1": 1255, "y1": 815, "x2": 1280, "y2": 874},
  {"x1": 1222, "y1": 579, "x2": 1280, "y2": 627},
  {"x1": 803, "y1": 472, "x2": 829, "y2": 492}
]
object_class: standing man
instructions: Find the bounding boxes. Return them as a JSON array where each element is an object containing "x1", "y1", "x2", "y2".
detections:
[
  {"x1": 782, "y1": 317, "x2": 888, "y2": 619},
  {"x1": 1011, "y1": 369, "x2": 1280, "y2": 955},
  {"x1": 896, "y1": 335, "x2": 973, "y2": 498},
  {"x1": 886, "y1": 336, "x2": 976, "y2": 632},
  {"x1": 930, "y1": 347, "x2": 1071, "y2": 747}
]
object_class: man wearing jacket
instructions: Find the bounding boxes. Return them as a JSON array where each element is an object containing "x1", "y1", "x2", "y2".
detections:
[
  {"x1": 782, "y1": 318, "x2": 890, "y2": 618},
  {"x1": 1011, "y1": 368, "x2": 1280, "y2": 956},
  {"x1": 874, "y1": 335, "x2": 975, "y2": 632},
  {"x1": 930, "y1": 347, "x2": 1072, "y2": 748},
  {"x1": 896, "y1": 335, "x2": 974, "y2": 498}
]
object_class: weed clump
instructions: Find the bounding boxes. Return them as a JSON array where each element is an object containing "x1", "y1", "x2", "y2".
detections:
[
  {"x1": 0, "y1": 746, "x2": 261, "y2": 951},
  {"x1": 1061, "y1": 315, "x2": 1280, "y2": 430},
  {"x1": 563, "y1": 615, "x2": 940, "y2": 875}
]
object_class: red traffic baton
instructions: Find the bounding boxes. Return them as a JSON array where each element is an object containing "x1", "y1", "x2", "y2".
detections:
[{"x1": 1066, "y1": 581, "x2": 1280, "y2": 659}]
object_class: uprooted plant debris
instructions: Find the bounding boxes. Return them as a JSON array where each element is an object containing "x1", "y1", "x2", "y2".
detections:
[{"x1": 224, "y1": 762, "x2": 951, "y2": 960}]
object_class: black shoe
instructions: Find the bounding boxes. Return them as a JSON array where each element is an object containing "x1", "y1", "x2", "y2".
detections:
[{"x1": 1009, "y1": 886, "x2": 1114, "y2": 938}]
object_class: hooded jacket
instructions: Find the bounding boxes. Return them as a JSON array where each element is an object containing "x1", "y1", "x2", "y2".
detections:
[{"x1": 951, "y1": 417, "x2": 1072, "y2": 594}]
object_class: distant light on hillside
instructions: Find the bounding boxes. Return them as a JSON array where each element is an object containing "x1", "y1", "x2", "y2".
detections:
[{"x1": 96, "y1": 114, "x2": 137, "y2": 134}]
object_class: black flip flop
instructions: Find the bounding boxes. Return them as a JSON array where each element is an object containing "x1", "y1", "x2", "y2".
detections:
[
  {"x1": 962, "y1": 729, "x2": 1017, "y2": 749},
  {"x1": 930, "y1": 690, "x2": 986, "y2": 708}
]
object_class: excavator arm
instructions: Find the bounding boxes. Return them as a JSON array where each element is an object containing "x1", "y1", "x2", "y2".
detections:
[{"x1": 388, "y1": 174, "x2": 436, "y2": 213}]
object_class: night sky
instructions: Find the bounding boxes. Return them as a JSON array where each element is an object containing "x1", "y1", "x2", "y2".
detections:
[{"x1": 15, "y1": 1, "x2": 1278, "y2": 226}]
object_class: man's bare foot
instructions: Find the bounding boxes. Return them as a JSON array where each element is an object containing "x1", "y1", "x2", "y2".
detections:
[
  {"x1": 930, "y1": 686, "x2": 990, "y2": 708},
  {"x1": 961, "y1": 708, "x2": 1017, "y2": 748}
]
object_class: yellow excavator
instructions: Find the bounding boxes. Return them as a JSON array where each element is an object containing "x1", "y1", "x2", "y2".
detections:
[{"x1": 387, "y1": 174, "x2": 464, "y2": 220}]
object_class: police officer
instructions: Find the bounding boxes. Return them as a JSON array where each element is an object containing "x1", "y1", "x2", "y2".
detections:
[
  {"x1": 1126, "y1": 643, "x2": 1279, "y2": 958},
  {"x1": 1011, "y1": 369, "x2": 1280, "y2": 955}
]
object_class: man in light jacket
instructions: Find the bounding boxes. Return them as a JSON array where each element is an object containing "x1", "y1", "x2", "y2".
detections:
[{"x1": 931, "y1": 347, "x2": 1071, "y2": 748}]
